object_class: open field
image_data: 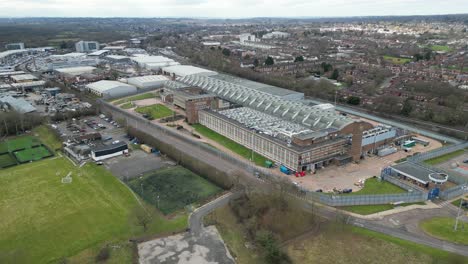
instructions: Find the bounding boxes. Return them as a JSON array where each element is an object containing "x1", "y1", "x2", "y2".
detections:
[
  {"x1": 0, "y1": 135, "x2": 53, "y2": 168},
  {"x1": 192, "y1": 124, "x2": 268, "y2": 166},
  {"x1": 383, "y1": 55, "x2": 412, "y2": 64},
  {"x1": 451, "y1": 198, "x2": 468, "y2": 211},
  {"x1": 430, "y1": 45, "x2": 453, "y2": 52},
  {"x1": 128, "y1": 166, "x2": 222, "y2": 214},
  {"x1": 135, "y1": 104, "x2": 174, "y2": 120},
  {"x1": 0, "y1": 136, "x2": 41, "y2": 153},
  {"x1": 0, "y1": 157, "x2": 187, "y2": 263},
  {"x1": 120, "y1": 102, "x2": 134, "y2": 109},
  {"x1": 420, "y1": 217, "x2": 468, "y2": 245},
  {"x1": 0, "y1": 153, "x2": 16, "y2": 168},
  {"x1": 344, "y1": 177, "x2": 406, "y2": 195},
  {"x1": 113, "y1": 92, "x2": 156, "y2": 105},
  {"x1": 424, "y1": 149, "x2": 465, "y2": 165}
]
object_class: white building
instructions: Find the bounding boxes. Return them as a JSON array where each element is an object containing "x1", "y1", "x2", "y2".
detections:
[
  {"x1": 161, "y1": 65, "x2": 217, "y2": 78},
  {"x1": 130, "y1": 55, "x2": 180, "y2": 71},
  {"x1": 262, "y1": 31, "x2": 290, "y2": 39},
  {"x1": 75, "y1": 41, "x2": 100, "y2": 53},
  {"x1": 239, "y1": 33, "x2": 257, "y2": 43},
  {"x1": 127, "y1": 75, "x2": 168, "y2": 89},
  {"x1": 55, "y1": 66, "x2": 97, "y2": 77},
  {"x1": 86, "y1": 80, "x2": 137, "y2": 99},
  {"x1": 91, "y1": 142, "x2": 128, "y2": 161}
]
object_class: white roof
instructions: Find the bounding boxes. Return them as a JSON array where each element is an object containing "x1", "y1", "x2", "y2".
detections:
[
  {"x1": 103, "y1": 46, "x2": 126, "y2": 50},
  {"x1": 51, "y1": 52, "x2": 86, "y2": 58},
  {"x1": 55, "y1": 66, "x2": 97, "y2": 75},
  {"x1": 88, "y1": 50, "x2": 109, "y2": 56},
  {"x1": 11, "y1": 74, "x2": 38, "y2": 81},
  {"x1": 87, "y1": 80, "x2": 135, "y2": 92},
  {"x1": 162, "y1": 65, "x2": 217, "y2": 77},
  {"x1": 106, "y1": 55, "x2": 129, "y2": 60},
  {"x1": 11, "y1": 81, "x2": 46, "y2": 88},
  {"x1": 0, "y1": 49, "x2": 29, "y2": 59},
  {"x1": 127, "y1": 75, "x2": 168, "y2": 88},
  {"x1": 131, "y1": 55, "x2": 174, "y2": 64}
]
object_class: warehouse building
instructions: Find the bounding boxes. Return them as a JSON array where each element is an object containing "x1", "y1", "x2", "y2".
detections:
[
  {"x1": 5, "y1": 42, "x2": 25, "y2": 50},
  {"x1": 86, "y1": 80, "x2": 137, "y2": 99},
  {"x1": 161, "y1": 65, "x2": 217, "y2": 78},
  {"x1": 55, "y1": 66, "x2": 97, "y2": 78},
  {"x1": 130, "y1": 55, "x2": 180, "y2": 71},
  {"x1": 75, "y1": 41, "x2": 100, "y2": 53},
  {"x1": 177, "y1": 73, "x2": 373, "y2": 172},
  {"x1": 0, "y1": 95, "x2": 36, "y2": 113},
  {"x1": 127, "y1": 75, "x2": 168, "y2": 89},
  {"x1": 91, "y1": 142, "x2": 128, "y2": 161},
  {"x1": 11, "y1": 74, "x2": 38, "y2": 83},
  {"x1": 12, "y1": 81, "x2": 46, "y2": 91}
]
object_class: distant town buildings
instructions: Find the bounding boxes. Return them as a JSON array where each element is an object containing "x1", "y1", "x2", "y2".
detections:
[{"x1": 5, "y1": 42, "x2": 25, "y2": 50}]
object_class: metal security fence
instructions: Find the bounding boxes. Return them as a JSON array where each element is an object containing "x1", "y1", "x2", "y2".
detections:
[
  {"x1": 408, "y1": 142, "x2": 468, "y2": 163},
  {"x1": 99, "y1": 100, "x2": 429, "y2": 207},
  {"x1": 440, "y1": 185, "x2": 468, "y2": 200}
]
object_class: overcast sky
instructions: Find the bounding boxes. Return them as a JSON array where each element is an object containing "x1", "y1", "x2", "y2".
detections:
[{"x1": 0, "y1": 0, "x2": 467, "y2": 18}]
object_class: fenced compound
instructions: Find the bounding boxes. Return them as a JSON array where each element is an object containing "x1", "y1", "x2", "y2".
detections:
[
  {"x1": 99, "y1": 100, "x2": 430, "y2": 207},
  {"x1": 0, "y1": 136, "x2": 54, "y2": 168},
  {"x1": 407, "y1": 142, "x2": 468, "y2": 163}
]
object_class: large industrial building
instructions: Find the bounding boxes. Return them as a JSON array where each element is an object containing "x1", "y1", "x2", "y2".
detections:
[
  {"x1": 86, "y1": 80, "x2": 137, "y2": 99},
  {"x1": 130, "y1": 55, "x2": 180, "y2": 71},
  {"x1": 175, "y1": 73, "x2": 384, "y2": 172},
  {"x1": 127, "y1": 75, "x2": 168, "y2": 89},
  {"x1": 161, "y1": 65, "x2": 217, "y2": 78},
  {"x1": 75, "y1": 41, "x2": 100, "y2": 53}
]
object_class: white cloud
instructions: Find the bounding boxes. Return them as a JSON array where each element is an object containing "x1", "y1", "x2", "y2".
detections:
[{"x1": 0, "y1": 0, "x2": 466, "y2": 17}]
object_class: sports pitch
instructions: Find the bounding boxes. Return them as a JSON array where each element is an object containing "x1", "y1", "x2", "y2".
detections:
[
  {"x1": 0, "y1": 157, "x2": 141, "y2": 263},
  {"x1": 0, "y1": 136, "x2": 52, "y2": 168},
  {"x1": 128, "y1": 166, "x2": 223, "y2": 214}
]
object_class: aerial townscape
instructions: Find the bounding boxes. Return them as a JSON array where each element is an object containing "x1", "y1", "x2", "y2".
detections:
[{"x1": 0, "y1": 2, "x2": 467, "y2": 264}]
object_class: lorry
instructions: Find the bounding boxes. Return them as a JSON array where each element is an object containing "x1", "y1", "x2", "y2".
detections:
[{"x1": 280, "y1": 165, "x2": 291, "y2": 175}]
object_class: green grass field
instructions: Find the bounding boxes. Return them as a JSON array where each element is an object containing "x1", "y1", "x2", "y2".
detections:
[
  {"x1": 113, "y1": 92, "x2": 156, "y2": 105},
  {"x1": 14, "y1": 146, "x2": 53, "y2": 163},
  {"x1": 33, "y1": 125, "x2": 62, "y2": 151},
  {"x1": 0, "y1": 157, "x2": 187, "y2": 263},
  {"x1": 430, "y1": 45, "x2": 452, "y2": 52},
  {"x1": 424, "y1": 149, "x2": 465, "y2": 165},
  {"x1": 421, "y1": 217, "x2": 468, "y2": 245},
  {"x1": 192, "y1": 124, "x2": 269, "y2": 166},
  {"x1": 0, "y1": 136, "x2": 41, "y2": 153},
  {"x1": 0, "y1": 153, "x2": 17, "y2": 168},
  {"x1": 383, "y1": 55, "x2": 412, "y2": 65},
  {"x1": 451, "y1": 198, "x2": 468, "y2": 211},
  {"x1": 128, "y1": 166, "x2": 222, "y2": 214},
  {"x1": 120, "y1": 102, "x2": 134, "y2": 109},
  {"x1": 345, "y1": 177, "x2": 406, "y2": 195},
  {"x1": 135, "y1": 104, "x2": 174, "y2": 120}
]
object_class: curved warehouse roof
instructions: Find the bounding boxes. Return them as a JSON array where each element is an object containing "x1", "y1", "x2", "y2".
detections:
[{"x1": 162, "y1": 65, "x2": 217, "y2": 77}]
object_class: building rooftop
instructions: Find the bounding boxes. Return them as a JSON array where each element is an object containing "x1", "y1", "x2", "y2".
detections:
[
  {"x1": 0, "y1": 49, "x2": 28, "y2": 59},
  {"x1": 0, "y1": 95, "x2": 36, "y2": 113},
  {"x1": 87, "y1": 80, "x2": 135, "y2": 92},
  {"x1": 391, "y1": 162, "x2": 437, "y2": 184},
  {"x1": 105, "y1": 55, "x2": 129, "y2": 60},
  {"x1": 88, "y1": 50, "x2": 109, "y2": 56},
  {"x1": 162, "y1": 65, "x2": 217, "y2": 77},
  {"x1": 11, "y1": 74, "x2": 38, "y2": 82},
  {"x1": 178, "y1": 74, "x2": 356, "y2": 132},
  {"x1": 11, "y1": 81, "x2": 46, "y2": 88},
  {"x1": 55, "y1": 66, "x2": 97, "y2": 76}
]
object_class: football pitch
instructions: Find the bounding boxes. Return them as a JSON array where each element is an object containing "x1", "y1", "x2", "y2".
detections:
[
  {"x1": 128, "y1": 166, "x2": 223, "y2": 214},
  {"x1": 0, "y1": 157, "x2": 141, "y2": 263},
  {"x1": 0, "y1": 136, "x2": 53, "y2": 168}
]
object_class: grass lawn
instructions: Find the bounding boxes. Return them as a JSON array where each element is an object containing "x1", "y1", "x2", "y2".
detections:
[
  {"x1": 0, "y1": 157, "x2": 187, "y2": 263},
  {"x1": 424, "y1": 149, "x2": 465, "y2": 165},
  {"x1": 430, "y1": 45, "x2": 452, "y2": 52},
  {"x1": 451, "y1": 198, "x2": 468, "y2": 211},
  {"x1": 0, "y1": 153, "x2": 17, "y2": 168},
  {"x1": 13, "y1": 146, "x2": 53, "y2": 163},
  {"x1": 33, "y1": 125, "x2": 62, "y2": 151},
  {"x1": 420, "y1": 217, "x2": 468, "y2": 245},
  {"x1": 339, "y1": 202, "x2": 426, "y2": 215},
  {"x1": 113, "y1": 92, "x2": 156, "y2": 105},
  {"x1": 345, "y1": 177, "x2": 406, "y2": 195},
  {"x1": 192, "y1": 124, "x2": 269, "y2": 166},
  {"x1": 120, "y1": 102, "x2": 134, "y2": 109},
  {"x1": 383, "y1": 55, "x2": 412, "y2": 65},
  {"x1": 135, "y1": 104, "x2": 174, "y2": 120},
  {"x1": 128, "y1": 166, "x2": 222, "y2": 214},
  {"x1": 0, "y1": 136, "x2": 41, "y2": 153}
]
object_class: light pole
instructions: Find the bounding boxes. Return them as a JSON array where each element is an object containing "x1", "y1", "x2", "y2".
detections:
[{"x1": 454, "y1": 184, "x2": 468, "y2": 231}]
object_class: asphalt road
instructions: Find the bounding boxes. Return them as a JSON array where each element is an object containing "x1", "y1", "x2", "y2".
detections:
[{"x1": 304, "y1": 98, "x2": 464, "y2": 144}]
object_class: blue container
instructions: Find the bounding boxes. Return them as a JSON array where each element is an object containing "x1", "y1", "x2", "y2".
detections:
[{"x1": 280, "y1": 165, "x2": 290, "y2": 175}]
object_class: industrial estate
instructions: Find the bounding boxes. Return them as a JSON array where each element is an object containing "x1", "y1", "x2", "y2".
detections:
[{"x1": 0, "y1": 13, "x2": 467, "y2": 264}]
